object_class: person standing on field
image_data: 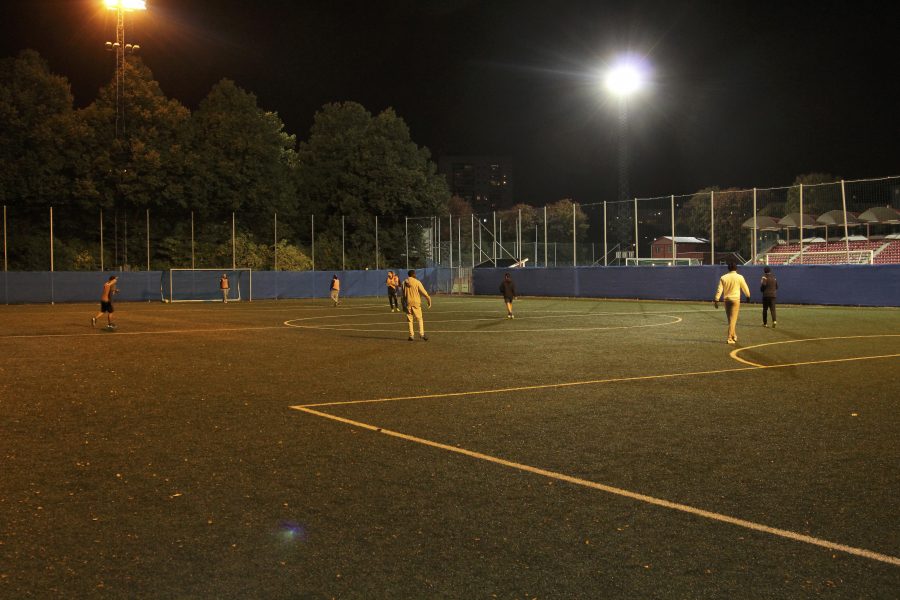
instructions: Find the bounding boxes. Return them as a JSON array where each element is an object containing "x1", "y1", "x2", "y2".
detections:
[
  {"x1": 713, "y1": 262, "x2": 751, "y2": 345},
  {"x1": 386, "y1": 270, "x2": 399, "y2": 312},
  {"x1": 330, "y1": 275, "x2": 341, "y2": 306},
  {"x1": 760, "y1": 266, "x2": 778, "y2": 327},
  {"x1": 92, "y1": 275, "x2": 119, "y2": 329},
  {"x1": 499, "y1": 272, "x2": 517, "y2": 319},
  {"x1": 402, "y1": 269, "x2": 431, "y2": 341},
  {"x1": 219, "y1": 273, "x2": 230, "y2": 303}
]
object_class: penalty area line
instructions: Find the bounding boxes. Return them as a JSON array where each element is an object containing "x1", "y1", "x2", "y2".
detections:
[{"x1": 291, "y1": 405, "x2": 900, "y2": 568}]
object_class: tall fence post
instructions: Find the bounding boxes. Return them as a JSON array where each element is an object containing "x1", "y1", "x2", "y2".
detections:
[
  {"x1": 190, "y1": 211, "x2": 195, "y2": 270},
  {"x1": 517, "y1": 208, "x2": 522, "y2": 260},
  {"x1": 572, "y1": 202, "x2": 577, "y2": 267},
  {"x1": 543, "y1": 205, "x2": 548, "y2": 268},
  {"x1": 274, "y1": 211, "x2": 278, "y2": 271},
  {"x1": 633, "y1": 197, "x2": 639, "y2": 260},
  {"x1": 671, "y1": 194, "x2": 676, "y2": 261},
  {"x1": 449, "y1": 214, "x2": 453, "y2": 270},
  {"x1": 375, "y1": 215, "x2": 379, "y2": 270},
  {"x1": 50, "y1": 206, "x2": 54, "y2": 273},
  {"x1": 405, "y1": 216, "x2": 409, "y2": 271},
  {"x1": 752, "y1": 188, "x2": 758, "y2": 262},
  {"x1": 341, "y1": 215, "x2": 345, "y2": 271},
  {"x1": 710, "y1": 191, "x2": 715, "y2": 265},
  {"x1": 799, "y1": 183, "x2": 804, "y2": 264},
  {"x1": 146, "y1": 208, "x2": 150, "y2": 271},
  {"x1": 470, "y1": 214, "x2": 475, "y2": 269},
  {"x1": 311, "y1": 214, "x2": 315, "y2": 272},
  {"x1": 603, "y1": 201, "x2": 608, "y2": 266},
  {"x1": 231, "y1": 212, "x2": 236, "y2": 270},
  {"x1": 841, "y1": 180, "x2": 850, "y2": 261},
  {"x1": 99, "y1": 209, "x2": 104, "y2": 271},
  {"x1": 50, "y1": 206, "x2": 54, "y2": 304},
  {"x1": 2, "y1": 205, "x2": 6, "y2": 272},
  {"x1": 492, "y1": 211, "x2": 497, "y2": 266}
]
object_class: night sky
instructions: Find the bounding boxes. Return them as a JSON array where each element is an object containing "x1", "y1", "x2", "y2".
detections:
[{"x1": 2, "y1": 0, "x2": 899, "y2": 204}]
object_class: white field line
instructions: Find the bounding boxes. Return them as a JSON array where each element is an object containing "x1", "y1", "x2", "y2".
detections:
[{"x1": 292, "y1": 405, "x2": 900, "y2": 567}]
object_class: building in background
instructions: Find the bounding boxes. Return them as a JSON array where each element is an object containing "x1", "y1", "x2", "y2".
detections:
[{"x1": 438, "y1": 156, "x2": 514, "y2": 213}]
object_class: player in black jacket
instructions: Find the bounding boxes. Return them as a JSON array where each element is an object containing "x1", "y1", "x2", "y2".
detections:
[{"x1": 499, "y1": 273, "x2": 517, "y2": 319}]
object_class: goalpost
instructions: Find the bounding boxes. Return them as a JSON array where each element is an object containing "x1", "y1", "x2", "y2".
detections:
[
  {"x1": 625, "y1": 257, "x2": 701, "y2": 266},
  {"x1": 167, "y1": 268, "x2": 253, "y2": 302}
]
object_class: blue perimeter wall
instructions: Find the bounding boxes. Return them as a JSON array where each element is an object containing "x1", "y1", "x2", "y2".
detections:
[
  {"x1": 473, "y1": 265, "x2": 900, "y2": 307},
  {"x1": 1, "y1": 265, "x2": 897, "y2": 306},
  {"x1": 0, "y1": 269, "x2": 453, "y2": 304}
]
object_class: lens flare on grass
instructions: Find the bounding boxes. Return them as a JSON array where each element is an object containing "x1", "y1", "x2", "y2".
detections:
[{"x1": 276, "y1": 520, "x2": 308, "y2": 544}]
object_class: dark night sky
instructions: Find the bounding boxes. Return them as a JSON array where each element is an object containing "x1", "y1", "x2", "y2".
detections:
[{"x1": 2, "y1": 0, "x2": 899, "y2": 204}]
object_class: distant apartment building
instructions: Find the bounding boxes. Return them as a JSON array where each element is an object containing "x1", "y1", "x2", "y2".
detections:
[{"x1": 438, "y1": 156, "x2": 514, "y2": 213}]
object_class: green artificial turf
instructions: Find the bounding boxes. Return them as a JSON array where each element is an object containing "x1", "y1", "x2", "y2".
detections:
[{"x1": 1, "y1": 297, "x2": 898, "y2": 598}]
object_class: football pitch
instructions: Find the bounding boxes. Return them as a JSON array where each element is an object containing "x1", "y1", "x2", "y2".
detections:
[{"x1": 1, "y1": 296, "x2": 898, "y2": 598}]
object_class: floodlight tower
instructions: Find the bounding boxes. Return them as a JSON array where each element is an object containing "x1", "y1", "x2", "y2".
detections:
[
  {"x1": 604, "y1": 57, "x2": 648, "y2": 202},
  {"x1": 103, "y1": 0, "x2": 146, "y2": 138}
]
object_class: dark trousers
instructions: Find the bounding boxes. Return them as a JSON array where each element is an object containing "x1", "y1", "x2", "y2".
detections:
[
  {"x1": 763, "y1": 297, "x2": 777, "y2": 324},
  {"x1": 388, "y1": 287, "x2": 398, "y2": 309}
]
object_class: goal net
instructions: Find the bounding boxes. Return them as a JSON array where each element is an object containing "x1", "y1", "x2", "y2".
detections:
[
  {"x1": 764, "y1": 250, "x2": 873, "y2": 265},
  {"x1": 625, "y1": 257, "x2": 701, "y2": 266},
  {"x1": 167, "y1": 268, "x2": 252, "y2": 302}
]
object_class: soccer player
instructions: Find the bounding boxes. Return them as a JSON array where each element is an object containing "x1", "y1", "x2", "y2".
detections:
[
  {"x1": 714, "y1": 262, "x2": 751, "y2": 344},
  {"x1": 760, "y1": 266, "x2": 778, "y2": 327},
  {"x1": 386, "y1": 270, "x2": 399, "y2": 312},
  {"x1": 330, "y1": 275, "x2": 341, "y2": 306},
  {"x1": 402, "y1": 269, "x2": 431, "y2": 341},
  {"x1": 219, "y1": 273, "x2": 230, "y2": 303},
  {"x1": 91, "y1": 275, "x2": 119, "y2": 329},
  {"x1": 499, "y1": 272, "x2": 516, "y2": 318}
]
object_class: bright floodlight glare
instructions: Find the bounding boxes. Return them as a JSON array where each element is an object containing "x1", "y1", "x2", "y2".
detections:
[
  {"x1": 604, "y1": 62, "x2": 646, "y2": 97},
  {"x1": 103, "y1": 0, "x2": 147, "y2": 10}
]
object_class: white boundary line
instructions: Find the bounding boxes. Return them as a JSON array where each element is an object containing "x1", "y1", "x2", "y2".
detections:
[
  {"x1": 290, "y1": 344, "x2": 900, "y2": 567},
  {"x1": 730, "y1": 334, "x2": 900, "y2": 367},
  {"x1": 292, "y1": 405, "x2": 900, "y2": 567}
]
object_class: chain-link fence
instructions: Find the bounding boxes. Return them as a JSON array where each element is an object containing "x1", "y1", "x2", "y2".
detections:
[{"x1": 3, "y1": 176, "x2": 899, "y2": 272}]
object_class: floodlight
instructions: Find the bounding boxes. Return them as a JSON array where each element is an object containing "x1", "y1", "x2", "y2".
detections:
[
  {"x1": 103, "y1": 0, "x2": 147, "y2": 10},
  {"x1": 604, "y1": 62, "x2": 646, "y2": 97}
]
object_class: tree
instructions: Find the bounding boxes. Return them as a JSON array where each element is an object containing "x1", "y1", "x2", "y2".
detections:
[
  {"x1": 0, "y1": 50, "x2": 76, "y2": 207},
  {"x1": 0, "y1": 50, "x2": 90, "y2": 269},
  {"x1": 79, "y1": 58, "x2": 191, "y2": 213},
  {"x1": 683, "y1": 187, "x2": 748, "y2": 255},
  {"x1": 785, "y1": 173, "x2": 840, "y2": 215},
  {"x1": 188, "y1": 79, "x2": 297, "y2": 236},
  {"x1": 543, "y1": 199, "x2": 590, "y2": 244},
  {"x1": 296, "y1": 102, "x2": 450, "y2": 269}
]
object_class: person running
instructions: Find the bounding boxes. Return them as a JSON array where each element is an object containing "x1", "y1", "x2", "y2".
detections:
[
  {"x1": 499, "y1": 272, "x2": 517, "y2": 319},
  {"x1": 92, "y1": 275, "x2": 119, "y2": 329},
  {"x1": 330, "y1": 275, "x2": 341, "y2": 306},
  {"x1": 713, "y1": 262, "x2": 751, "y2": 345},
  {"x1": 386, "y1": 270, "x2": 399, "y2": 312},
  {"x1": 760, "y1": 266, "x2": 778, "y2": 327},
  {"x1": 219, "y1": 273, "x2": 230, "y2": 303},
  {"x1": 402, "y1": 269, "x2": 431, "y2": 341}
]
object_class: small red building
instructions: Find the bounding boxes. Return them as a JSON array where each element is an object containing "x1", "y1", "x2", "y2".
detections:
[{"x1": 650, "y1": 236, "x2": 710, "y2": 262}]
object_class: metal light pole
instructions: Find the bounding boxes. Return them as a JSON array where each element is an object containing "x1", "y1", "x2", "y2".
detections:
[{"x1": 103, "y1": 1, "x2": 146, "y2": 138}]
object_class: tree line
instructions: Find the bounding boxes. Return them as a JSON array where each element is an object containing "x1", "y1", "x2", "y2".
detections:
[{"x1": 1, "y1": 50, "x2": 840, "y2": 270}]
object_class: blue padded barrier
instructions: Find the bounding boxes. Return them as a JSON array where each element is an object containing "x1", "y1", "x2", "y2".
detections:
[
  {"x1": 1, "y1": 268, "x2": 451, "y2": 304},
  {"x1": 473, "y1": 265, "x2": 900, "y2": 307}
]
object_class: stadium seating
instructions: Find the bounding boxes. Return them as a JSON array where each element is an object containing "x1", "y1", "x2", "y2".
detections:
[{"x1": 762, "y1": 239, "x2": 900, "y2": 264}]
